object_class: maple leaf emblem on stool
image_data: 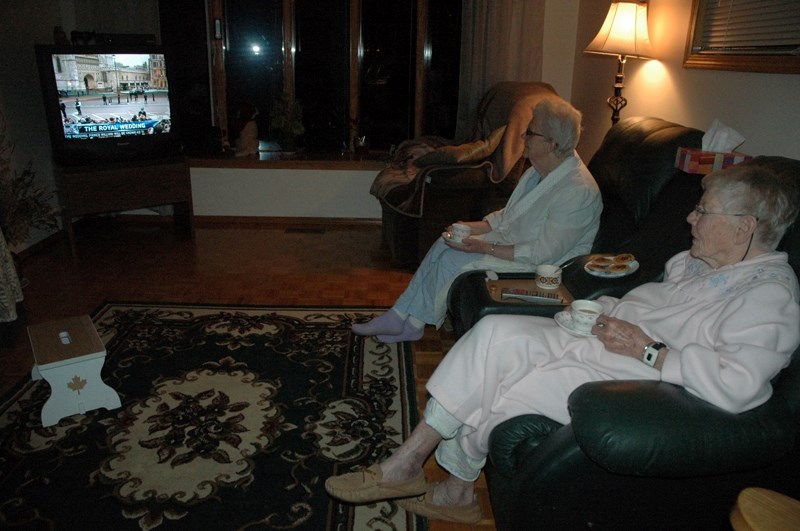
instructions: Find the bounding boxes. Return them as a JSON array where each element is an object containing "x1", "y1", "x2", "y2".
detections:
[{"x1": 68, "y1": 375, "x2": 87, "y2": 394}]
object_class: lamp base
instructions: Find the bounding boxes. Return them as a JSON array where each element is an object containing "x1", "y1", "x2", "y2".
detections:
[
  {"x1": 607, "y1": 55, "x2": 629, "y2": 125},
  {"x1": 607, "y1": 94, "x2": 627, "y2": 125}
]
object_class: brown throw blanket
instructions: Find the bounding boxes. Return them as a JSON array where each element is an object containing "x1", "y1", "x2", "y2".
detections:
[{"x1": 370, "y1": 81, "x2": 558, "y2": 217}]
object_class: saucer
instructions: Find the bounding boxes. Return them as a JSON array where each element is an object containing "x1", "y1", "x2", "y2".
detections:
[{"x1": 554, "y1": 311, "x2": 595, "y2": 337}]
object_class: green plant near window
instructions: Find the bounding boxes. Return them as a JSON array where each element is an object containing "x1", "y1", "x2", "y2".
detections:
[
  {"x1": 269, "y1": 93, "x2": 305, "y2": 151},
  {"x1": 0, "y1": 112, "x2": 58, "y2": 248}
]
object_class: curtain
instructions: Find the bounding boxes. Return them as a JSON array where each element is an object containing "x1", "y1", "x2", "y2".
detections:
[{"x1": 456, "y1": 0, "x2": 546, "y2": 139}]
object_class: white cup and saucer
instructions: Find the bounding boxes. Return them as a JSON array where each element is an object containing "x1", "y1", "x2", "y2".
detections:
[
  {"x1": 444, "y1": 223, "x2": 471, "y2": 244},
  {"x1": 554, "y1": 299, "x2": 603, "y2": 337}
]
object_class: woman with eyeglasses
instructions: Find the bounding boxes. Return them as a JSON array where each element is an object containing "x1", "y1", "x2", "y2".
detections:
[
  {"x1": 327, "y1": 163, "x2": 800, "y2": 524},
  {"x1": 352, "y1": 97, "x2": 602, "y2": 343}
]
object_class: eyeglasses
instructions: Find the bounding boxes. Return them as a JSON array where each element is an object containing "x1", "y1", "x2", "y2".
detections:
[
  {"x1": 693, "y1": 204, "x2": 759, "y2": 221},
  {"x1": 523, "y1": 130, "x2": 548, "y2": 140}
]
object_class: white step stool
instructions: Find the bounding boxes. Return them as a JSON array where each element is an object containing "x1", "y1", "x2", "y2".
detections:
[{"x1": 28, "y1": 315, "x2": 121, "y2": 427}]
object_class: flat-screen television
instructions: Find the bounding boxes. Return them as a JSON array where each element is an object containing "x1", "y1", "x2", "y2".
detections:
[{"x1": 35, "y1": 44, "x2": 182, "y2": 166}]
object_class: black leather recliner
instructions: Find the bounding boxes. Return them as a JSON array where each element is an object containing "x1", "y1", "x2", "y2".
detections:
[
  {"x1": 485, "y1": 154, "x2": 800, "y2": 530},
  {"x1": 447, "y1": 116, "x2": 705, "y2": 337}
]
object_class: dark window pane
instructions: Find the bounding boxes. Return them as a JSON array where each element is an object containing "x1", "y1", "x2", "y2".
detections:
[
  {"x1": 426, "y1": 0, "x2": 461, "y2": 139},
  {"x1": 294, "y1": 0, "x2": 350, "y2": 150},
  {"x1": 359, "y1": 0, "x2": 414, "y2": 150},
  {"x1": 224, "y1": 0, "x2": 283, "y2": 142}
]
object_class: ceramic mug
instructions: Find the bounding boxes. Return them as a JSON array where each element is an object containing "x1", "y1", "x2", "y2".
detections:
[
  {"x1": 535, "y1": 264, "x2": 562, "y2": 289},
  {"x1": 569, "y1": 299, "x2": 603, "y2": 333},
  {"x1": 450, "y1": 223, "x2": 471, "y2": 243}
]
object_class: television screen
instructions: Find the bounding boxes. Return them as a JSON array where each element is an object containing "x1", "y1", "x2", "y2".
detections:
[{"x1": 35, "y1": 45, "x2": 181, "y2": 165}]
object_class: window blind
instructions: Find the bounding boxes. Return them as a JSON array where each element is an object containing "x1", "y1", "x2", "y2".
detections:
[{"x1": 695, "y1": 0, "x2": 800, "y2": 55}]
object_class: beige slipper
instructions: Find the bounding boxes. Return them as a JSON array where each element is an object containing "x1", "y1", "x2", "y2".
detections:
[
  {"x1": 325, "y1": 464, "x2": 427, "y2": 503},
  {"x1": 396, "y1": 484, "x2": 482, "y2": 524}
]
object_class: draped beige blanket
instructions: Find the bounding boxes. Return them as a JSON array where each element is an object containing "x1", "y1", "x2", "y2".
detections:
[{"x1": 370, "y1": 82, "x2": 558, "y2": 217}]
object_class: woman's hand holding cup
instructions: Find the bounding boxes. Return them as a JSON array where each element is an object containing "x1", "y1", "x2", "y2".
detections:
[
  {"x1": 569, "y1": 300, "x2": 603, "y2": 333},
  {"x1": 448, "y1": 223, "x2": 472, "y2": 243}
]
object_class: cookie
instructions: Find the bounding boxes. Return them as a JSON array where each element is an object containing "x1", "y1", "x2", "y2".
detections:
[
  {"x1": 586, "y1": 262, "x2": 609, "y2": 272},
  {"x1": 614, "y1": 253, "x2": 636, "y2": 264}
]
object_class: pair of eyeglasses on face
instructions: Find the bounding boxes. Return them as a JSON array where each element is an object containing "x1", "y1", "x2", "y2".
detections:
[
  {"x1": 523, "y1": 130, "x2": 549, "y2": 140},
  {"x1": 693, "y1": 204, "x2": 759, "y2": 221}
]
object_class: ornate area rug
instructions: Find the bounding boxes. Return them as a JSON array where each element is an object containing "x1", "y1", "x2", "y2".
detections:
[{"x1": 0, "y1": 303, "x2": 424, "y2": 530}]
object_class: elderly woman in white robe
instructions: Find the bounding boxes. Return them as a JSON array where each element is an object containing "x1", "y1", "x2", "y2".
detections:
[
  {"x1": 326, "y1": 163, "x2": 800, "y2": 524},
  {"x1": 352, "y1": 97, "x2": 602, "y2": 343}
]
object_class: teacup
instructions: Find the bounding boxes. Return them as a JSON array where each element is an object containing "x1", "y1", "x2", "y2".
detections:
[
  {"x1": 450, "y1": 223, "x2": 471, "y2": 243},
  {"x1": 535, "y1": 264, "x2": 562, "y2": 289},
  {"x1": 569, "y1": 299, "x2": 603, "y2": 333}
]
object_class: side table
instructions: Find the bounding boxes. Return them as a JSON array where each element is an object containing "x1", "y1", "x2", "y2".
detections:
[
  {"x1": 447, "y1": 254, "x2": 668, "y2": 339},
  {"x1": 56, "y1": 157, "x2": 194, "y2": 260},
  {"x1": 447, "y1": 271, "x2": 572, "y2": 338},
  {"x1": 28, "y1": 315, "x2": 121, "y2": 427}
]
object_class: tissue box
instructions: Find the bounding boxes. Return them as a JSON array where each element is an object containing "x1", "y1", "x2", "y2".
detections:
[{"x1": 675, "y1": 147, "x2": 753, "y2": 175}]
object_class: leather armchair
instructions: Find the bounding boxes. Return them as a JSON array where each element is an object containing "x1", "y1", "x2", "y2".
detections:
[
  {"x1": 447, "y1": 116, "x2": 705, "y2": 337},
  {"x1": 372, "y1": 82, "x2": 558, "y2": 268},
  {"x1": 485, "y1": 155, "x2": 800, "y2": 530}
]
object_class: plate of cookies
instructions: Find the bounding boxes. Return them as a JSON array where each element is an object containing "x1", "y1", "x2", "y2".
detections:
[{"x1": 584, "y1": 253, "x2": 639, "y2": 278}]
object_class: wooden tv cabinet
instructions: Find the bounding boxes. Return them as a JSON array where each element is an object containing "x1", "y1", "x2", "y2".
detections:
[{"x1": 55, "y1": 157, "x2": 194, "y2": 258}]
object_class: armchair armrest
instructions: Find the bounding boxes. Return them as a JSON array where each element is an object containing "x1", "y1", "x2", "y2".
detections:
[
  {"x1": 488, "y1": 414, "x2": 563, "y2": 477},
  {"x1": 568, "y1": 380, "x2": 797, "y2": 477},
  {"x1": 422, "y1": 160, "x2": 493, "y2": 190}
]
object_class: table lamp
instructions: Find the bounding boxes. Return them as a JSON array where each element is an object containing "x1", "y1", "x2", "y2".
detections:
[{"x1": 585, "y1": 1, "x2": 654, "y2": 124}]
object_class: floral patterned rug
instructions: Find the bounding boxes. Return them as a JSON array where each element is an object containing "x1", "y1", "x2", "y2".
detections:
[{"x1": 0, "y1": 303, "x2": 424, "y2": 530}]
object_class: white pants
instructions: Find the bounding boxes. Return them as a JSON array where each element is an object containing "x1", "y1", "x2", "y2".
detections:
[
  {"x1": 424, "y1": 398, "x2": 486, "y2": 482},
  {"x1": 393, "y1": 237, "x2": 528, "y2": 327}
]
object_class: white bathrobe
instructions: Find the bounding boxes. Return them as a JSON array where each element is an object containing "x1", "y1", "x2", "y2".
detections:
[
  {"x1": 393, "y1": 153, "x2": 601, "y2": 326},
  {"x1": 427, "y1": 250, "x2": 800, "y2": 461}
]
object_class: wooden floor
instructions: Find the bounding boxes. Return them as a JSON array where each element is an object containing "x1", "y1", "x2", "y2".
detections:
[{"x1": 1, "y1": 216, "x2": 496, "y2": 531}]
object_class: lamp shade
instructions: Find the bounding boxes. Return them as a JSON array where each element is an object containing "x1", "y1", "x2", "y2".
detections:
[{"x1": 585, "y1": 1, "x2": 653, "y2": 59}]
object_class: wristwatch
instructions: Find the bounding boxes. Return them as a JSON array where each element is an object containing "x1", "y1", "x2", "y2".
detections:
[{"x1": 642, "y1": 341, "x2": 667, "y2": 367}]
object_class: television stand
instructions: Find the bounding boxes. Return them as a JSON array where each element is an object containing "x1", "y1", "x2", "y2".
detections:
[{"x1": 55, "y1": 157, "x2": 194, "y2": 258}]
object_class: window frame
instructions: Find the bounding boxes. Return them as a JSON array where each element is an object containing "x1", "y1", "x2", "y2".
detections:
[
  {"x1": 207, "y1": 0, "x2": 435, "y2": 151},
  {"x1": 683, "y1": 0, "x2": 800, "y2": 74}
]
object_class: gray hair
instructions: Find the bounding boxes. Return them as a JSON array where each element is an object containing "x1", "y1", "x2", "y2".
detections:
[
  {"x1": 703, "y1": 164, "x2": 800, "y2": 250},
  {"x1": 536, "y1": 97, "x2": 582, "y2": 159}
]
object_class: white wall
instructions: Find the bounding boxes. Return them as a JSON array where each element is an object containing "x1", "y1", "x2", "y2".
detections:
[
  {"x1": 1, "y1": 0, "x2": 162, "y2": 250},
  {"x1": 542, "y1": 0, "x2": 579, "y2": 100},
  {"x1": 571, "y1": 0, "x2": 800, "y2": 161},
  {"x1": 3, "y1": 0, "x2": 799, "y2": 249},
  {"x1": 1, "y1": 2, "x2": 62, "y2": 249},
  {"x1": 191, "y1": 168, "x2": 382, "y2": 218}
]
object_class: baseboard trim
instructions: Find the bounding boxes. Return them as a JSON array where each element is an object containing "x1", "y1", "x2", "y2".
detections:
[
  {"x1": 192, "y1": 215, "x2": 381, "y2": 228},
  {"x1": 12, "y1": 215, "x2": 383, "y2": 261}
]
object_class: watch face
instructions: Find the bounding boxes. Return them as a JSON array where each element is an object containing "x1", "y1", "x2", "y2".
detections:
[{"x1": 643, "y1": 343, "x2": 663, "y2": 366}]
